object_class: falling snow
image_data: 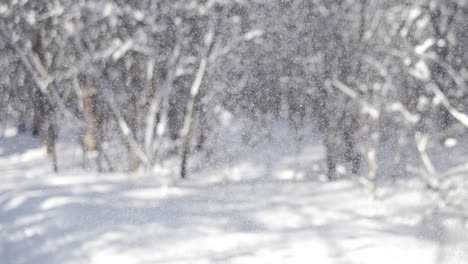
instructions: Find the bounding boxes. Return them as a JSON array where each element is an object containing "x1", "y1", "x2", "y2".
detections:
[{"x1": 1, "y1": 1, "x2": 467, "y2": 263}]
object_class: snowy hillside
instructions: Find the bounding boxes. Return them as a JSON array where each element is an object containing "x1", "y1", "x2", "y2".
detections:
[{"x1": 1, "y1": 127, "x2": 467, "y2": 264}]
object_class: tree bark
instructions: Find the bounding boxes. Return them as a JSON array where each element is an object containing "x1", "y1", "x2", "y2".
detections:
[
  {"x1": 81, "y1": 76, "x2": 98, "y2": 153},
  {"x1": 179, "y1": 19, "x2": 217, "y2": 179}
]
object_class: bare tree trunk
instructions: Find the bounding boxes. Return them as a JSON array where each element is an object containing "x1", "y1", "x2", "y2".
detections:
[
  {"x1": 31, "y1": 87, "x2": 44, "y2": 136},
  {"x1": 127, "y1": 93, "x2": 142, "y2": 172},
  {"x1": 81, "y1": 77, "x2": 98, "y2": 153},
  {"x1": 16, "y1": 93, "x2": 27, "y2": 134},
  {"x1": 364, "y1": 117, "x2": 380, "y2": 194},
  {"x1": 128, "y1": 144, "x2": 141, "y2": 172},
  {"x1": 179, "y1": 20, "x2": 216, "y2": 179},
  {"x1": 324, "y1": 131, "x2": 338, "y2": 180},
  {"x1": 316, "y1": 86, "x2": 339, "y2": 181},
  {"x1": 195, "y1": 105, "x2": 208, "y2": 151},
  {"x1": 34, "y1": 95, "x2": 58, "y2": 172},
  {"x1": 47, "y1": 118, "x2": 58, "y2": 172},
  {"x1": 104, "y1": 92, "x2": 148, "y2": 167},
  {"x1": 414, "y1": 131, "x2": 439, "y2": 190},
  {"x1": 144, "y1": 39, "x2": 181, "y2": 165},
  {"x1": 392, "y1": 128, "x2": 409, "y2": 181},
  {"x1": 343, "y1": 113, "x2": 361, "y2": 174},
  {"x1": 29, "y1": 31, "x2": 58, "y2": 172},
  {"x1": 179, "y1": 57, "x2": 209, "y2": 179},
  {"x1": 289, "y1": 106, "x2": 305, "y2": 178}
]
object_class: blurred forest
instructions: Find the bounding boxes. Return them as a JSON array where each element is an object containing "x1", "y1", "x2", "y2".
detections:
[{"x1": 0, "y1": 0, "x2": 467, "y2": 196}]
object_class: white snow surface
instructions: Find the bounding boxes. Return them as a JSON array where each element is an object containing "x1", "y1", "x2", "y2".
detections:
[{"x1": 1, "y1": 125, "x2": 468, "y2": 264}]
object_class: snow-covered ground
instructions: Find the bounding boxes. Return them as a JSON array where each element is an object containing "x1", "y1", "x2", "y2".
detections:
[{"x1": 1, "y1": 125, "x2": 468, "y2": 264}]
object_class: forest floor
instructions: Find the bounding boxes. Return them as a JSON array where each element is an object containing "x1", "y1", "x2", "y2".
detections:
[{"x1": 1, "y1": 124, "x2": 468, "y2": 264}]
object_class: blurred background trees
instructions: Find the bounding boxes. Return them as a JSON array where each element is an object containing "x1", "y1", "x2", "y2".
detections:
[{"x1": 0, "y1": 0, "x2": 466, "y2": 197}]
